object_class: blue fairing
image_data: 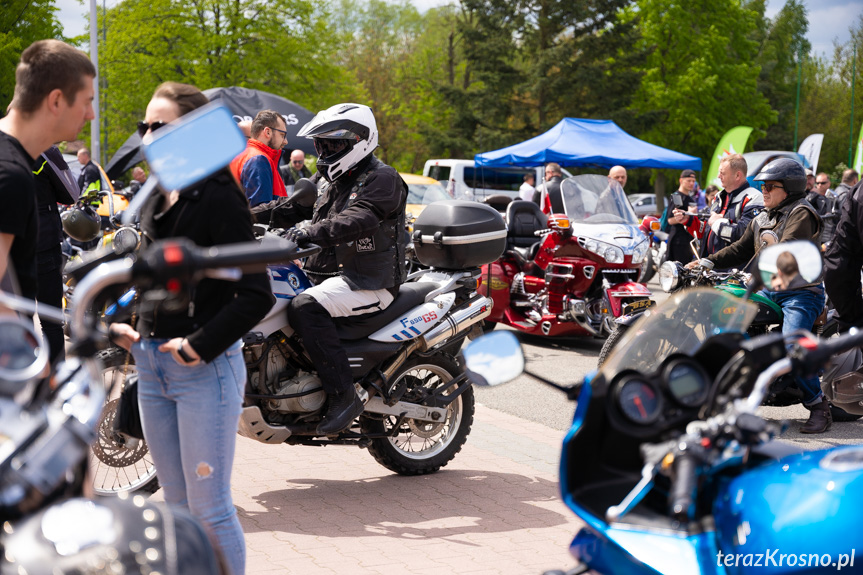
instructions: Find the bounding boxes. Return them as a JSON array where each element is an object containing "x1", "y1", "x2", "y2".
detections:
[
  {"x1": 714, "y1": 446, "x2": 863, "y2": 574},
  {"x1": 268, "y1": 263, "x2": 311, "y2": 299}
]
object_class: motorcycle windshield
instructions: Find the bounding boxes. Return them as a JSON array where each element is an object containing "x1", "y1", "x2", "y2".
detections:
[
  {"x1": 599, "y1": 288, "x2": 757, "y2": 376},
  {"x1": 560, "y1": 175, "x2": 639, "y2": 225}
]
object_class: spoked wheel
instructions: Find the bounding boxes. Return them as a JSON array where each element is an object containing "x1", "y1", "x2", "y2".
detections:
[
  {"x1": 361, "y1": 355, "x2": 474, "y2": 475},
  {"x1": 89, "y1": 347, "x2": 159, "y2": 495},
  {"x1": 598, "y1": 323, "x2": 629, "y2": 368}
]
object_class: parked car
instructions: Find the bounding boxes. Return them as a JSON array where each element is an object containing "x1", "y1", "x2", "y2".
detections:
[
  {"x1": 628, "y1": 193, "x2": 659, "y2": 217},
  {"x1": 423, "y1": 159, "x2": 572, "y2": 202},
  {"x1": 401, "y1": 173, "x2": 451, "y2": 221}
]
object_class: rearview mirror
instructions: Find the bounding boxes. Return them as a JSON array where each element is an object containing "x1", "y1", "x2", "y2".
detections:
[
  {"x1": 291, "y1": 178, "x2": 318, "y2": 208},
  {"x1": 756, "y1": 241, "x2": 822, "y2": 292},
  {"x1": 143, "y1": 103, "x2": 246, "y2": 193},
  {"x1": 462, "y1": 331, "x2": 524, "y2": 386}
]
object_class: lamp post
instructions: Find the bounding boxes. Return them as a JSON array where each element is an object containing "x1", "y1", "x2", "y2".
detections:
[
  {"x1": 850, "y1": 42, "x2": 857, "y2": 168},
  {"x1": 89, "y1": 0, "x2": 100, "y2": 164}
]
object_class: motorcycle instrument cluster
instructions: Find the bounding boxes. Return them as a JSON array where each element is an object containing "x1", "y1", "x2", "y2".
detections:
[{"x1": 610, "y1": 355, "x2": 709, "y2": 432}]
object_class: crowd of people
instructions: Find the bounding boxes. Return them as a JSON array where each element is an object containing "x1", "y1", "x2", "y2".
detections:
[{"x1": 4, "y1": 35, "x2": 863, "y2": 573}]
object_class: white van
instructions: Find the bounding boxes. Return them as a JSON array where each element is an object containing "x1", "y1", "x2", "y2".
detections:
[{"x1": 422, "y1": 159, "x2": 572, "y2": 202}]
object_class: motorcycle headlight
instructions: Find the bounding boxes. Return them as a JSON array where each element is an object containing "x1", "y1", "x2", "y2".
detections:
[
  {"x1": 604, "y1": 246, "x2": 624, "y2": 264},
  {"x1": 631, "y1": 239, "x2": 648, "y2": 264},
  {"x1": 112, "y1": 226, "x2": 140, "y2": 255},
  {"x1": 659, "y1": 261, "x2": 680, "y2": 292},
  {"x1": 580, "y1": 238, "x2": 625, "y2": 264}
]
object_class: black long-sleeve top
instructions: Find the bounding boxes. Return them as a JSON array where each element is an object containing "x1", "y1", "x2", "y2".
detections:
[{"x1": 136, "y1": 170, "x2": 275, "y2": 362}]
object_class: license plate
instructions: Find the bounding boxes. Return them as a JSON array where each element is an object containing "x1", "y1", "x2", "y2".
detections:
[{"x1": 622, "y1": 299, "x2": 655, "y2": 316}]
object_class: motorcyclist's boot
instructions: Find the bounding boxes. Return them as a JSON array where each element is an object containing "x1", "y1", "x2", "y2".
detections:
[
  {"x1": 287, "y1": 294, "x2": 365, "y2": 436},
  {"x1": 318, "y1": 390, "x2": 364, "y2": 435},
  {"x1": 801, "y1": 396, "x2": 832, "y2": 434}
]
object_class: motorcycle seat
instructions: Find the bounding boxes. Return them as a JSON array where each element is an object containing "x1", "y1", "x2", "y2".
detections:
[
  {"x1": 505, "y1": 200, "x2": 548, "y2": 250},
  {"x1": 334, "y1": 282, "x2": 439, "y2": 340}
]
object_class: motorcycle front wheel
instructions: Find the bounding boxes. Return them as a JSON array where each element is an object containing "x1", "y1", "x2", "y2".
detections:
[
  {"x1": 89, "y1": 347, "x2": 160, "y2": 496},
  {"x1": 361, "y1": 355, "x2": 474, "y2": 475}
]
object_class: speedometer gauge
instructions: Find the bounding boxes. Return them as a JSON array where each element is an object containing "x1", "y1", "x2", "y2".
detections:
[
  {"x1": 616, "y1": 377, "x2": 662, "y2": 425},
  {"x1": 664, "y1": 359, "x2": 709, "y2": 407}
]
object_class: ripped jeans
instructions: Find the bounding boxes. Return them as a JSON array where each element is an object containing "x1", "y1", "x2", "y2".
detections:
[{"x1": 133, "y1": 338, "x2": 246, "y2": 575}]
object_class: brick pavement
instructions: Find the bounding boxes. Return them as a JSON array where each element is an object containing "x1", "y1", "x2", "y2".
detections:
[{"x1": 193, "y1": 403, "x2": 585, "y2": 574}]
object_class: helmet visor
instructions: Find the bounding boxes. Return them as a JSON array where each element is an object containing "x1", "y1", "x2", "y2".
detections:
[{"x1": 313, "y1": 138, "x2": 353, "y2": 161}]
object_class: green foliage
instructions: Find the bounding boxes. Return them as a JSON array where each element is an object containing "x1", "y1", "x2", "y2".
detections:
[
  {"x1": 97, "y1": 0, "x2": 357, "y2": 160},
  {"x1": 0, "y1": 0, "x2": 65, "y2": 111},
  {"x1": 627, "y1": 0, "x2": 776, "y2": 169},
  {"x1": 798, "y1": 14, "x2": 863, "y2": 174},
  {"x1": 753, "y1": 0, "x2": 810, "y2": 151}
]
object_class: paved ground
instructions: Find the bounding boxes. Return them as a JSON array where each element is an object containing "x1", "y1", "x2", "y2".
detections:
[{"x1": 152, "y1": 403, "x2": 583, "y2": 575}]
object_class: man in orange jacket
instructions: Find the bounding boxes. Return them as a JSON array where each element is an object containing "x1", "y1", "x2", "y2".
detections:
[{"x1": 230, "y1": 109, "x2": 288, "y2": 206}]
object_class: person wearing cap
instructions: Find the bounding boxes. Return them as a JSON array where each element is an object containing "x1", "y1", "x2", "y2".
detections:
[
  {"x1": 805, "y1": 168, "x2": 816, "y2": 193},
  {"x1": 697, "y1": 154, "x2": 763, "y2": 261},
  {"x1": 687, "y1": 158, "x2": 828, "y2": 433},
  {"x1": 662, "y1": 168, "x2": 701, "y2": 264}
]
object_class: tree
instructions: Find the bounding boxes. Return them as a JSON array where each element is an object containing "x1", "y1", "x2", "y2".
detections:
[
  {"x1": 0, "y1": 0, "x2": 65, "y2": 112},
  {"x1": 97, "y1": 0, "x2": 357, "y2": 161},
  {"x1": 798, "y1": 15, "x2": 863, "y2": 175},
  {"x1": 625, "y1": 0, "x2": 775, "y2": 169},
  {"x1": 753, "y1": 0, "x2": 811, "y2": 151}
]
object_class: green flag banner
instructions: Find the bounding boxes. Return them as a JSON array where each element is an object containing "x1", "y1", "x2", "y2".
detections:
[
  {"x1": 854, "y1": 120, "x2": 863, "y2": 175},
  {"x1": 706, "y1": 126, "x2": 754, "y2": 188}
]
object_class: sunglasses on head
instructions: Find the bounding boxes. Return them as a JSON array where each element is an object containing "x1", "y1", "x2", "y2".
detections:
[{"x1": 137, "y1": 120, "x2": 168, "y2": 138}]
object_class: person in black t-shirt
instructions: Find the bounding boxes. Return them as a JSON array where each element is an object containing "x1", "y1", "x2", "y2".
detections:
[{"x1": 0, "y1": 40, "x2": 94, "y2": 300}]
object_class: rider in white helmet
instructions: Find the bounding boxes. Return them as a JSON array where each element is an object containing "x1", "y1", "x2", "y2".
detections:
[{"x1": 283, "y1": 104, "x2": 409, "y2": 435}]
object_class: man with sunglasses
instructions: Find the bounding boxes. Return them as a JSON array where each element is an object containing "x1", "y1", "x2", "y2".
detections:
[
  {"x1": 229, "y1": 109, "x2": 289, "y2": 206},
  {"x1": 687, "y1": 158, "x2": 830, "y2": 433},
  {"x1": 279, "y1": 149, "x2": 313, "y2": 189}
]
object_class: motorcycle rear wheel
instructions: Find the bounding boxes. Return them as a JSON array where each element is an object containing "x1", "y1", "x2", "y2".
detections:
[
  {"x1": 361, "y1": 355, "x2": 474, "y2": 475},
  {"x1": 89, "y1": 347, "x2": 160, "y2": 496}
]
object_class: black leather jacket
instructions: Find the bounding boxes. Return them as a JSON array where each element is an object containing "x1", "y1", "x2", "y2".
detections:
[{"x1": 302, "y1": 155, "x2": 408, "y2": 291}]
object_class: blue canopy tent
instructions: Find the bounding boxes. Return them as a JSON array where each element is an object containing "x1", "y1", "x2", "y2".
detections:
[{"x1": 474, "y1": 118, "x2": 701, "y2": 171}]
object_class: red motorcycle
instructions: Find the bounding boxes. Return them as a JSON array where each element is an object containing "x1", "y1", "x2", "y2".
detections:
[{"x1": 478, "y1": 174, "x2": 653, "y2": 338}]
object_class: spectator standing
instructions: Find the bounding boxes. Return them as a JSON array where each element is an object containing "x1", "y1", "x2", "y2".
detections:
[
  {"x1": 230, "y1": 109, "x2": 288, "y2": 207},
  {"x1": 0, "y1": 40, "x2": 95, "y2": 300},
  {"x1": 608, "y1": 165, "x2": 627, "y2": 188},
  {"x1": 109, "y1": 82, "x2": 274, "y2": 575},
  {"x1": 807, "y1": 172, "x2": 835, "y2": 248},
  {"x1": 704, "y1": 184, "x2": 720, "y2": 206},
  {"x1": 130, "y1": 166, "x2": 147, "y2": 193},
  {"x1": 698, "y1": 154, "x2": 763, "y2": 259},
  {"x1": 518, "y1": 172, "x2": 536, "y2": 201},
  {"x1": 76, "y1": 147, "x2": 101, "y2": 193},
  {"x1": 34, "y1": 146, "x2": 78, "y2": 361},
  {"x1": 805, "y1": 168, "x2": 816, "y2": 193},
  {"x1": 532, "y1": 162, "x2": 564, "y2": 214},
  {"x1": 824, "y1": 179, "x2": 863, "y2": 330},
  {"x1": 831, "y1": 169, "x2": 859, "y2": 206},
  {"x1": 279, "y1": 149, "x2": 313, "y2": 188},
  {"x1": 662, "y1": 169, "x2": 701, "y2": 264}
]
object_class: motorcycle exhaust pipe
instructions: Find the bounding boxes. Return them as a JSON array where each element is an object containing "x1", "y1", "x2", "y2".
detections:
[{"x1": 419, "y1": 295, "x2": 493, "y2": 351}]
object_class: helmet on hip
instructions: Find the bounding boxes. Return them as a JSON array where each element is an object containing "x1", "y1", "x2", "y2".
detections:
[{"x1": 297, "y1": 103, "x2": 378, "y2": 183}]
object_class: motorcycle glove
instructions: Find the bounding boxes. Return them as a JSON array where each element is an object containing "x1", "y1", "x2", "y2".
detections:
[{"x1": 285, "y1": 227, "x2": 311, "y2": 247}]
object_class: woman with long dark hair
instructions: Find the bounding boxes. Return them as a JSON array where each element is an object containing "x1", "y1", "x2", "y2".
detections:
[{"x1": 110, "y1": 82, "x2": 274, "y2": 575}]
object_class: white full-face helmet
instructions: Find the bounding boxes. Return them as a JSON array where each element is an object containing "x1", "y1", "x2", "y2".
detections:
[{"x1": 297, "y1": 103, "x2": 379, "y2": 183}]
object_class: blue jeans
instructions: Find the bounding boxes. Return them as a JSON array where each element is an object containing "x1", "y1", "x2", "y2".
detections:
[
  {"x1": 132, "y1": 339, "x2": 246, "y2": 575},
  {"x1": 758, "y1": 285, "x2": 826, "y2": 405}
]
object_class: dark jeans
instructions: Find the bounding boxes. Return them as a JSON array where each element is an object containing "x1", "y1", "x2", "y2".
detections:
[
  {"x1": 36, "y1": 248, "x2": 65, "y2": 363},
  {"x1": 758, "y1": 284, "x2": 826, "y2": 404}
]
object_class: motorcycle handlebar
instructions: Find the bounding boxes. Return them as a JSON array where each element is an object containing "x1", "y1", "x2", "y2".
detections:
[
  {"x1": 794, "y1": 327, "x2": 863, "y2": 374},
  {"x1": 70, "y1": 237, "x2": 319, "y2": 342},
  {"x1": 669, "y1": 452, "x2": 698, "y2": 523}
]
